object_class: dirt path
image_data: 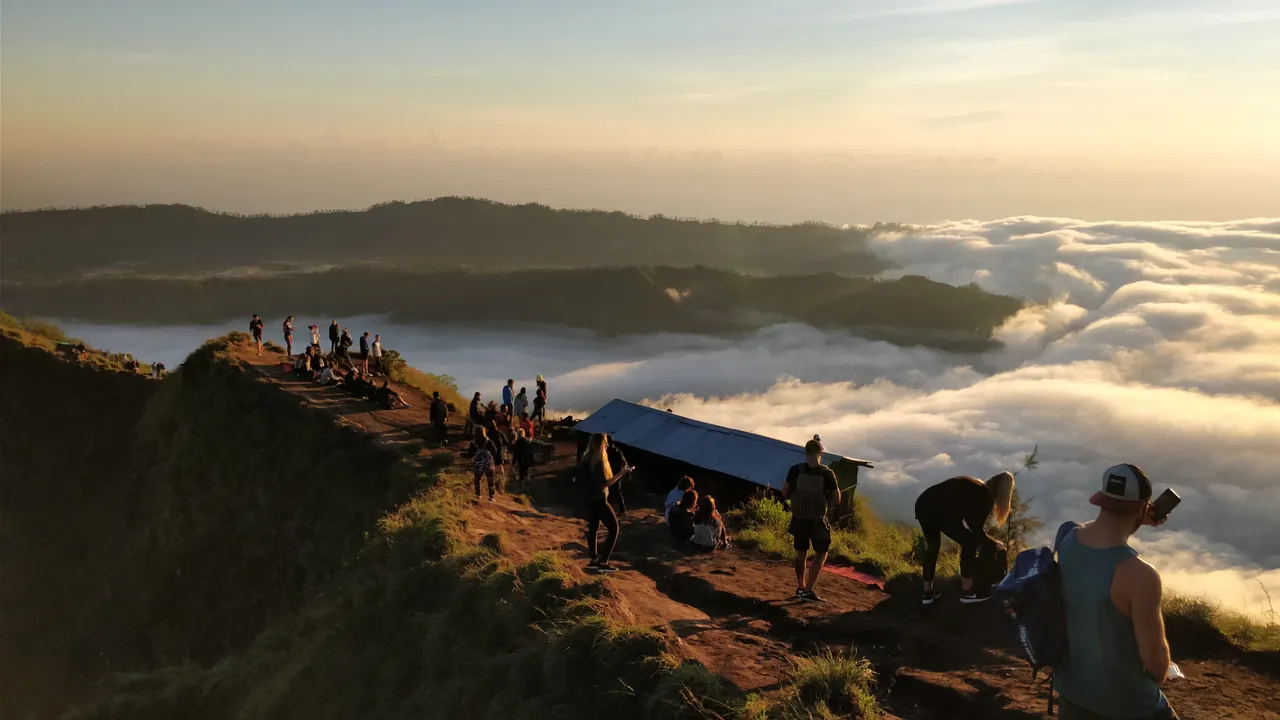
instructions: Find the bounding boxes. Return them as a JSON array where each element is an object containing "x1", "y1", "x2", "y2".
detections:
[{"x1": 232, "y1": 345, "x2": 1280, "y2": 719}]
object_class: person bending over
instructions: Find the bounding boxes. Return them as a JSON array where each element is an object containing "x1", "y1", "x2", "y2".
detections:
[
  {"x1": 914, "y1": 471, "x2": 1014, "y2": 605},
  {"x1": 782, "y1": 438, "x2": 840, "y2": 602}
]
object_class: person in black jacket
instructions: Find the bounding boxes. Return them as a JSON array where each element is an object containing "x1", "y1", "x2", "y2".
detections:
[
  {"x1": 249, "y1": 314, "x2": 265, "y2": 355},
  {"x1": 328, "y1": 320, "x2": 340, "y2": 355},
  {"x1": 668, "y1": 489, "x2": 697, "y2": 545},
  {"x1": 430, "y1": 391, "x2": 449, "y2": 446},
  {"x1": 469, "y1": 428, "x2": 499, "y2": 501},
  {"x1": 513, "y1": 428, "x2": 534, "y2": 483},
  {"x1": 469, "y1": 392, "x2": 485, "y2": 429},
  {"x1": 604, "y1": 434, "x2": 629, "y2": 514},
  {"x1": 914, "y1": 472, "x2": 1015, "y2": 606}
]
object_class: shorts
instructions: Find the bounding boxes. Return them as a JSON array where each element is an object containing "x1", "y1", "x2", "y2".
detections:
[
  {"x1": 360, "y1": 349, "x2": 369, "y2": 360},
  {"x1": 252, "y1": 331, "x2": 263, "y2": 341},
  {"x1": 789, "y1": 517, "x2": 832, "y2": 554}
]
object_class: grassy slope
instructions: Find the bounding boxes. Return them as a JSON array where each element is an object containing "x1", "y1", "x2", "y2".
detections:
[{"x1": 0, "y1": 325, "x2": 872, "y2": 719}]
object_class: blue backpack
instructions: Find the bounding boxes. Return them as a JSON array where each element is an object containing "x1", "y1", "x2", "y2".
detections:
[{"x1": 992, "y1": 521, "x2": 1079, "y2": 715}]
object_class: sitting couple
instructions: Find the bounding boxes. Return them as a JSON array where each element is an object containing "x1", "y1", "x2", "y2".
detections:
[{"x1": 665, "y1": 477, "x2": 731, "y2": 552}]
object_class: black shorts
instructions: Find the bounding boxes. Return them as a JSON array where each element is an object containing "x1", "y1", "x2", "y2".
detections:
[
  {"x1": 252, "y1": 332, "x2": 262, "y2": 342},
  {"x1": 360, "y1": 349, "x2": 369, "y2": 360},
  {"x1": 789, "y1": 517, "x2": 832, "y2": 554}
]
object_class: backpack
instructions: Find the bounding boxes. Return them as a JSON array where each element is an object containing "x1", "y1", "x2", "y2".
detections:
[{"x1": 992, "y1": 521, "x2": 1079, "y2": 716}]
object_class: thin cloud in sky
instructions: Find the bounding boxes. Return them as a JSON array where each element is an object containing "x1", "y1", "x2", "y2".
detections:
[
  {"x1": 921, "y1": 109, "x2": 1006, "y2": 127},
  {"x1": 844, "y1": 0, "x2": 1042, "y2": 20}
]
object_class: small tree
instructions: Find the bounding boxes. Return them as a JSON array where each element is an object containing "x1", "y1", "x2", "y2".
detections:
[{"x1": 999, "y1": 445, "x2": 1045, "y2": 557}]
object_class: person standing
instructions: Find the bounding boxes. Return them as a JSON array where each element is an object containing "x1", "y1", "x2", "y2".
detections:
[
  {"x1": 1055, "y1": 464, "x2": 1179, "y2": 720},
  {"x1": 469, "y1": 392, "x2": 485, "y2": 432},
  {"x1": 249, "y1": 314, "x2": 265, "y2": 355},
  {"x1": 309, "y1": 324, "x2": 321, "y2": 351},
  {"x1": 580, "y1": 432, "x2": 632, "y2": 574},
  {"x1": 282, "y1": 316, "x2": 295, "y2": 357},
  {"x1": 358, "y1": 332, "x2": 371, "y2": 373},
  {"x1": 604, "y1": 434, "x2": 629, "y2": 514},
  {"x1": 328, "y1": 320, "x2": 340, "y2": 355},
  {"x1": 532, "y1": 376, "x2": 548, "y2": 436},
  {"x1": 502, "y1": 379, "x2": 515, "y2": 416},
  {"x1": 430, "y1": 391, "x2": 449, "y2": 446},
  {"x1": 781, "y1": 438, "x2": 840, "y2": 602},
  {"x1": 371, "y1": 334, "x2": 383, "y2": 375},
  {"x1": 514, "y1": 386, "x2": 529, "y2": 420},
  {"x1": 914, "y1": 471, "x2": 1015, "y2": 605},
  {"x1": 470, "y1": 428, "x2": 499, "y2": 501},
  {"x1": 339, "y1": 328, "x2": 353, "y2": 360},
  {"x1": 513, "y1": 428, "x2": 534, "y2": 484}
]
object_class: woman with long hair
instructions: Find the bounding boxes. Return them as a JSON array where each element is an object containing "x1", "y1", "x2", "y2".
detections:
[
  {"x1": 579, "y1": 432, "x2": 632, "y2": 573},
  {"x1": 914, "y1": 471, "x2": 1015, "y2": 605},
  {"x1": 470, "y1": 427, "x2": 499, "y2": 501},
  {"x1": 690, "y1": 495, "x2": 730, "y2": 552}
]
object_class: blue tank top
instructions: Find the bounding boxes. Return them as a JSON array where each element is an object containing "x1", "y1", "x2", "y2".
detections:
[{"x1": 1054, "y1": 529, "x2": 1166, "y2": 718}]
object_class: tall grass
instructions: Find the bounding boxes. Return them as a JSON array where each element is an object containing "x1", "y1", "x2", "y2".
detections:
[{"x1": 1163, "y1": 591, "x2": 1280, "y2": 653}]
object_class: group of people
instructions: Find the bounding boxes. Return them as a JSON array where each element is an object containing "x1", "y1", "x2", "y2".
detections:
[
  {"x1": 465, "y1": 376, "x2": 550, "y2": 501},
  {"x1": 911, "y1": 465, "x2": 1179, "y2": 720},
  {"x1": 664, "y1": 476, "x2": 732, "y2": 553},
  {"x1": 250, "y1": 315, "x2": 385, "y2": 377}
]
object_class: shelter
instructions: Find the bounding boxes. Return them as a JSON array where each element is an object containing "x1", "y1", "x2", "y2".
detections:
[{"x1": 573, "y1": 400, "x2": 873, "y2": 498}]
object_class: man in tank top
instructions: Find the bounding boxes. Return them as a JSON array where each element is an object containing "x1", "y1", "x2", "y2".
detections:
[{"x1": 1055, "y1": 464, "x2": 1178, "y2": 720}]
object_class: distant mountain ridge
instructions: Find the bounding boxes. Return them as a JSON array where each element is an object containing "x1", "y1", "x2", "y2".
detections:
[
  {"x1": 0, "y1": 197, "x2": 906, "y2": 282},
  {"x1": 4, "y1": 265, "x2": 1023, "y2": 351}
]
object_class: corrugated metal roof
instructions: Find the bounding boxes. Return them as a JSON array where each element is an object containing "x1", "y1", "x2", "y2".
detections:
[{"x1": 573, "y1": 399, "x2": 873, "y2": 491}]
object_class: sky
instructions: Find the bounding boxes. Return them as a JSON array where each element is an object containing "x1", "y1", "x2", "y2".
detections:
[{"x1": 3, "y1": 0, "x2": 1279, "y2": 221}]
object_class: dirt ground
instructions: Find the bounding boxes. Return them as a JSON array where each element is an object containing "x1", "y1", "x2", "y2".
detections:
[{"x1": 232, "y1": 344, "x2": 1280, "y2": 719}]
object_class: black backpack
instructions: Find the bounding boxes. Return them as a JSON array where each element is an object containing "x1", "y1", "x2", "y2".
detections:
[{"x1": 992, "y1": 521, "x2": 1079, "y2": 716}]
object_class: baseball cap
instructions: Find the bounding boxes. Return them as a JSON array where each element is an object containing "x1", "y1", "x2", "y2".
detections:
[{"x1": 1089, "y1": 463, "x2": 1152, "y2": 509}]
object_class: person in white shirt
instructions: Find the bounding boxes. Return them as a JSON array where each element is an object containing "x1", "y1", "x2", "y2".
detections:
[
  {"x1": 371, "y1": 334, "x2": 383, "y2": 375},
  {"x1": 665, "y1": 476, "x2": 695, "y2": 523}
]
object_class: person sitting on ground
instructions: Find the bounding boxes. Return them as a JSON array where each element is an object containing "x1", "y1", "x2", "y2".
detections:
[
  {"x1": 914, "y1": 471, "x2": 1015, "y2": 606},
  {"x1": 781, "y1": 438, "x2": 841, "y2": 603},
  {"x1": 668, "y1": 489, "x2": 697, "y2": 545},
  {"x1": 665, "y1": 476, "x2": 695, "y2": 523},
  {"x1": 293, "y1": 351, "x2": 312, "y2": 378},
  {"x1": 317, "y1": 361, "x2": 337, "y2": 386},
  {"x1": 514, "y1": 386, "x2": 529, "y2": 420},
  {"x1": 430, "y1": 391, "x2": 449, "y2": 446},
  {"x1": 1053, "y1": 464, "x2": 1178, "y2": 720},
  {"x1": 604, "y1": 434, "x2": 629, "y2": 514},
  {"x1": 513, "y1": 428, "x2": 534, "y2": 483},
  {"x1": 374, "y1": 379, "x2": 407, "y2": 409},
  {"x1": 579, "y1": 432, "x2": 632, "y2": 574},
  {"x1": 469, "y1": 427, "x2": 499, "y2": 501},
  {"x1": 690, "y1": 496, "x2": 731, "y2": 552}
]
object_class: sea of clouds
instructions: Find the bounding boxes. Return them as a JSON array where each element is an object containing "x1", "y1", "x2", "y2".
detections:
[
  {"x1": 58, "y1": 218, "x2": 1280, "y2": 614},
  {"x1": 549, "y1": 218, "x2": 1280, "y2": 615}
]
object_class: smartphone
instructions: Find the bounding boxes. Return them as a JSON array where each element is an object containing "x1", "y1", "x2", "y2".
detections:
[{"x1": 1151, "y1": 488, "x2": 1181, "y2": 521}]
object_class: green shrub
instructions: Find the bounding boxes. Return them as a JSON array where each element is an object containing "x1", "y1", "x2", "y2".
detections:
[
  {"x1": 789, "y1": 650, "x2": 880, "y2": 718},
  {"x1": 1164, "y1": 591, "x2": 1280, "y2": 652}
]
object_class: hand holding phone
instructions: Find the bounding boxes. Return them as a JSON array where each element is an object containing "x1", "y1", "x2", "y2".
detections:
[{"x1": 1146, "y1": 488, "x2": 1181, "y2": 525}]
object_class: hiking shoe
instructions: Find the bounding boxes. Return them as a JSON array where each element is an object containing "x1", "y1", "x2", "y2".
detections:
[
  {"x1": 798, "y1": 589, "x2": 826, "y2": 603},
  {"x1": 922, "y1": 589, "x2": 942, "y2": 606},
  {"x1": 960, "y1": 591, "x2": 992, "y2": 604},
  {"x1": 794, "y1": 587, "x2": 807, "y2": 599}
]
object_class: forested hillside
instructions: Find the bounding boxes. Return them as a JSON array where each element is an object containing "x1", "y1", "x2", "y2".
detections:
[{"x1": 0, "y1": 198, "x2": 901, "y2": 282}]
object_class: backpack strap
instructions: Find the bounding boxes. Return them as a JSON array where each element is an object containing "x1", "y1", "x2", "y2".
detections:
[{"x1": 1053, "y1": 521, "x2": 1080, "y2": 553}]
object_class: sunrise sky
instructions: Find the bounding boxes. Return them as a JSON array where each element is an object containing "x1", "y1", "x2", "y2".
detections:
[{"x1": 3, "y1": 0, "x2": 1278, "y2": 221}]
